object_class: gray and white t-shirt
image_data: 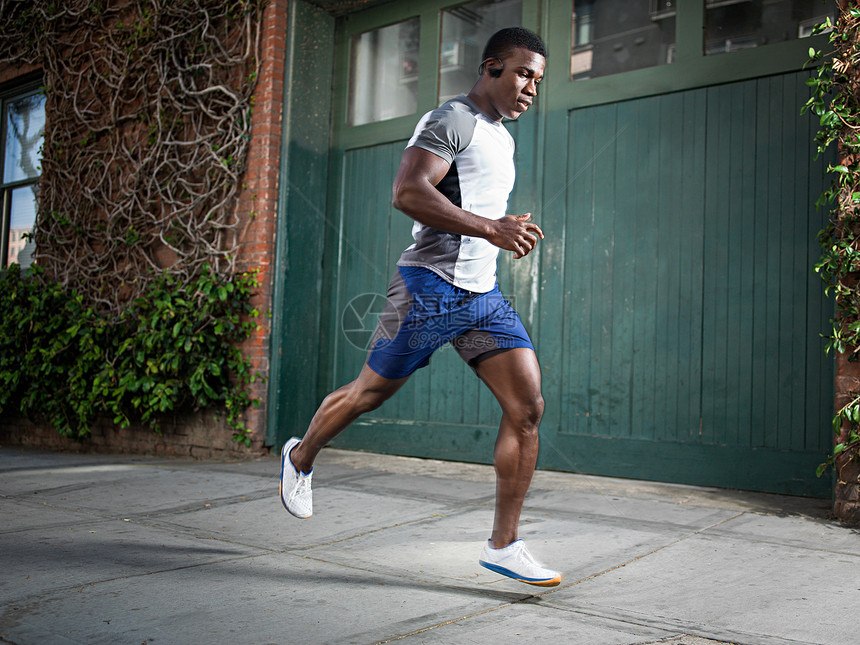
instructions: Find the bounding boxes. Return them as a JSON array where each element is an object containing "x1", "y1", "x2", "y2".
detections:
[{"x1": 397, "y1": 94, "x2": 516, "y2": 294}]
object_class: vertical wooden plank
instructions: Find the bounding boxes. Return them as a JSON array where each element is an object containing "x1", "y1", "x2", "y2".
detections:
[
  {"x1": 565, "y1": 106, "x2": 596, "y2": 436},
  {"x1": 654, "y1": 91, "x2": 683, "y2": 442},
  {"x1": 786, "y1": 73, "x2": 810, "y2": 453},
  {"x1": 763, "y1": 75, "x2": 785, "y2": 450},
  {"x1": 701, "y1": 84, "x2": 730, "y2": 445},
  {"x1": 331, "y1": 149, "x2": 356, "y2": 390},
  {"x1": 773, "y1": 72, "x2": 794, "y2": 450},
  {"x1": 536, "y1": 104, "x2": 570, "y2": 443},
  {"x1": 735, "y1": 79, "x2": 758, "y2": 448},
  {"x1": 609, "y1": 100, "x2": 636, "y2": 437},
  {"x1": 317, "y1": 136, "x2": 348, "y2": 398},
  {"x1": 805, "y1": 71, "x2": 836, "y2": 452},
  {"x1": 338, "y1": 148, "x2": 370, "y2": 387},
  {"x1": 630, "y1": 95, "x2": 660, "y2": 439},
  {"x1": 590, "y1": 103, "x2": 620, "y2": 437},
  {"x1": 683, "y1": 88, "x2": 707, "y2": 443},
  {"x1": 724, "y1": 81, "x2": 744, "y2": 447},
  {"x1": 750, "y1": 76, "x2": 775, "y2": 449},
  {"x1": 718, "y1": 79, "x2": 757, "y2": 449},
  {"x1": 747, "y1": 78, "x2": 765, "y2": 449},
  {"x1": 775, "y1": 74, "x2": 796, "y2": 450}
]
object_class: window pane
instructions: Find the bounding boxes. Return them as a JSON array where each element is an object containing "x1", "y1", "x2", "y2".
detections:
[
  {"x1": 439, "y1": 0, "x2": 523, "y2": 103},
  {"x1": 571, "y1": 0, "x2": 675, "y2": 81},
  {"x1": 7, "y1": 184, "x2": 37, "y2": 268},
  {"x1": 706, "y1": 0, "x2": 834, "y2": 55},
  {"x1": 3, "y1": 92, "x2": 45, "y2": 184},
  {"x1": 349, "y1": 19, "x2": 420, "y2": 126}
]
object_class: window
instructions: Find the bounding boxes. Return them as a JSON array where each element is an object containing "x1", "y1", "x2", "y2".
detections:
[
  {"x1": 705, "y1": 0, "x2": 833, "y2": 55},
  {"x1": 571, "y1": 0, "x2": 676, "y2": 81},
  {"x1": 439, "y1": 0, "x2": 522, "y2": 103},
  {"x1": 1, "y1": 85, "x2": 44, "y2": 269},
  {"x1": 349, "y1": 18, "x2": 421, "y2": 126}
]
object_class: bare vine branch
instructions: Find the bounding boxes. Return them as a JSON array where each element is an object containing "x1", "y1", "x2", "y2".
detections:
[{"x1": 0, "y1": 0, "x2": 265, "y2": 315}]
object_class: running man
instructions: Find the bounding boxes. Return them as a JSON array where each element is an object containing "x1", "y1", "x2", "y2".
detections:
[{"x1": 280, "y1": 27, "x2": 560, "y2": 587}]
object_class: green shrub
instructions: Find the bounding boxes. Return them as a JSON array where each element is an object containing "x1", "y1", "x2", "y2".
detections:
[{"x1": 0, "y1": 264, "x2": 261, "y2": 445}]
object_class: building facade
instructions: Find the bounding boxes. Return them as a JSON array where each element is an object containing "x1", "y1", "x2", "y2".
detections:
[{"x1": 0, "y1": 0, "x2": 844, "y2": 503}]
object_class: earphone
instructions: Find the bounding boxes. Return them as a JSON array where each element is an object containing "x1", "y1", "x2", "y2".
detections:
[{"x1": 478, "y1": 57, "x2": 503, "y2": 78}]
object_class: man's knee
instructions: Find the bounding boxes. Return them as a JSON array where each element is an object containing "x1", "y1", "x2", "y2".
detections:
[{"x1": 507, "y1": 393, "x2": 544, "y2": 431}]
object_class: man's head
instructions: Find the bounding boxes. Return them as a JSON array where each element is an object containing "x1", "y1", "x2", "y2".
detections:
[
  {"x1": 479, "y1": 27, "x2": 547, "y2": 77},
  {"x1": 471, "y1": 27, "x2": 546, "y2": 122}
]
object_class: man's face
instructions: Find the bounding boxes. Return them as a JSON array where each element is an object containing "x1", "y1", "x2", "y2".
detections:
[{"x1": 485, "y1": 47, "x2": 545, "y2": 121}]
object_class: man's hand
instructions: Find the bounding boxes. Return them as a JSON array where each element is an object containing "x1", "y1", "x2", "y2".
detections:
[{"x1": 487, "y1": 213, "x2": 544, "y2": 259}]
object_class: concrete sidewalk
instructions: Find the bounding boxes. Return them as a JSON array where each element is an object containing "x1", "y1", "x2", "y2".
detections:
[{"x1": 0, "y1": 446, "x2": 856, "y2": 645}]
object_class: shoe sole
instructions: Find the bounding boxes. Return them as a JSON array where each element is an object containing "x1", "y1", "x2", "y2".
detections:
[
  {"x1": 279, "y1": 440, "x2": 311, "y2": 519},
  {"x1": 479, "y1": 560, "x2": 561, "y2": 587}
]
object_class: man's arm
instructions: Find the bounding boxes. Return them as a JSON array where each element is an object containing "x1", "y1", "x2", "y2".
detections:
[{"x1": 391, "y1": 147, "x2": 543, "y2": 259}]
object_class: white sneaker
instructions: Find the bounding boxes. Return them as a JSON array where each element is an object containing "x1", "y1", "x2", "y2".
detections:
[
  {"x1": 279, "y1": 437, "x2": 313, "y2": 518},
  {"x1": 479, "y1": 539, "x2": 561, "y2": 587}
]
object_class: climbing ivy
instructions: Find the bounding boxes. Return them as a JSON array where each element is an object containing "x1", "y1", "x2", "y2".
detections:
[
  {"x1": 0, "y1": 265, "x2": 261, "y2": 445},
  {"x1": 805, "y1": 5, "x2": 860, "y2": 476}
]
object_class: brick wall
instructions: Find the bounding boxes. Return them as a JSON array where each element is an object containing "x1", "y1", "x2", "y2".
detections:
[
  {"x1": 833, "y1": 354, "x2": 860, "y2": 525},
  {"x1": 2, "y1": 414, "x2": 252, "y2": 459},
  {"x1": 230, "y1": 0, "x2": 289, "y2": 453},
  {"x1": 0, "y1": 61, "x2": 39, "y2": 85},
  {"x1": 0, "y1": 0, "x2": 289, "y2": 458}
]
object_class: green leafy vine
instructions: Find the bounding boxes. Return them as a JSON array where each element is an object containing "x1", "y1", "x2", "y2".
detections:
[
  {"x1": 805, "y1": 3, "x2": 860, "y2": 477},
  {"x1": 0, "y1": 265, "x2": 261, "y2": 445}
]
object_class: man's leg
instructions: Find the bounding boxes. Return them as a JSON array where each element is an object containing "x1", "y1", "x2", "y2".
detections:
[
  {"x1": 290, "y1": 363, "x2": 409, "y2": 474},
  {"x1": 473, "y1": 347, "x2": 544, "y2": 549},
  {"x1": 279, "y1": 363, "x2": 408, "y2": 518},
  {"x1": 473, "y1": 347, "x2": 560, "y2": 586}
]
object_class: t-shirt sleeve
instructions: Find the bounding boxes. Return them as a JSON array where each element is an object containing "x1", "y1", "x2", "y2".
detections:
[{"x1": 408, "y1": 106, "x2": 476, "y2": 166}]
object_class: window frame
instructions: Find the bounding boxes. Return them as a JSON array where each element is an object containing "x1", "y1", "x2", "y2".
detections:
[
  {"x1": 347, "y1": 16, "x2": 423, "y2": 127},
  {"x1": 332, "y1": 0, "x2": 831, "y2": 152},
  {"x1": 547, "y1": 0, "x2": 831, "y2": 113},
  {"x1": 332, "y1": 0, "x2": 539, "y2": 152},
  {"x1": 0, "y1": 77, "x2": 44, "y2": 270}
]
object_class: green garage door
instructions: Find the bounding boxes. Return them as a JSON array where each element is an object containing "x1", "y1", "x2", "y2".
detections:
[
  {"x1": 277, "y1": 1, "x2": 834, "y2": 497},
  {"x1": 537, "y1": 73, "x2": 833, "y2": 497},
  {"x1": 321, "y1": 71, "x2": 833, "y2": 497}
]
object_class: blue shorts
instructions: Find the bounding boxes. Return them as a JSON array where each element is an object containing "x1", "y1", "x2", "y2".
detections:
[{"x1": 366, "y1": 266, "x2": 535, "y2": 380}]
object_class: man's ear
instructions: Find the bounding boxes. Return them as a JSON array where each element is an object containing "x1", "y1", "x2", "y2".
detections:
[{"x1": 479, "y1": 56, "x2": 503, "y2": 78}]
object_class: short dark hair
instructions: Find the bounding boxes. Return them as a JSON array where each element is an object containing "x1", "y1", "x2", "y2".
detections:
[{"x1": 481, "y1": 27, "x2": 547, "y2": 63}]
